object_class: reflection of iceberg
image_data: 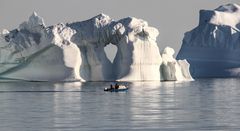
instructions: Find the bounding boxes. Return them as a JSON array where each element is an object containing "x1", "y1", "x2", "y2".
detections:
[
  {"x1": 0, "y1": 12, "x2": 193, "y2": 81},
  {"x1": 129, "y1": 82, "x2": 161, "y2": 126},
  {"x1": 177, "y1": 3, "x2": 240, "y2": 78}
]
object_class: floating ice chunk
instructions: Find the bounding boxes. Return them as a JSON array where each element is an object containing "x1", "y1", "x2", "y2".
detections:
[{"x1": 162, "y1": 47, "x2": 193, "y2": 81}]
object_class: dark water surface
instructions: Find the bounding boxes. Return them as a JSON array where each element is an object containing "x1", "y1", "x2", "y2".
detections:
[{"x1": 0, "y1": 79, "x2": 240, "y2": 131}]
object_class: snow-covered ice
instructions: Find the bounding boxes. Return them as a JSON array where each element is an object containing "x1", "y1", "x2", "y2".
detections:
[
  {"x1": 177, "y1": 3, "x2": 240, "y2": 78},
  {"x1": 0, "y1": 12, "x2": 193, "y2": 81}
]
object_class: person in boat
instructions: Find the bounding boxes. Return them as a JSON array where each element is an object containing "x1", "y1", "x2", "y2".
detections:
[
  {"x1": 115, "y1": 83, "x2": 119, "y2": 89},
  {"x1": 109, "y1": 83, "x2": 119, "y2": 90}
]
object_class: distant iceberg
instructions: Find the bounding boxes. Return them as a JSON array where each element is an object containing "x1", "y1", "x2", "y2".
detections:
[
  {"x1": 0, "y1": 12, "x2": 193, "y2": 81},
  {"x1": 177, "y1": 3, "x2": 240, "y2": 78}
]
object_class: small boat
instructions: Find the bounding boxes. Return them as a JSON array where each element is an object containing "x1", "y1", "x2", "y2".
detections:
[{"x1": 104, "y1": 85, "x2": 128, "y2": 92}]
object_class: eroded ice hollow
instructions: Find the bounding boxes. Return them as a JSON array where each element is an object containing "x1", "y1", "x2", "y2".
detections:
[
  {"x1": 0, "y1": 12, "x2": 193, "y2": 81},
  {"x1": 177, "y1": 3, "x2": 240, "y2": 78}
]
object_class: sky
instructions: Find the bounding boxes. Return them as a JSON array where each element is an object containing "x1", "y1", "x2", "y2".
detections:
[{"x1": 0, "y1": 0, "x2": 239, "y2": 58}]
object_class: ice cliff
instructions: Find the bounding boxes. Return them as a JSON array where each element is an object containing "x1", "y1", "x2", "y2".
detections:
[
  {"x1": 177, "y1": 3, "x2": 240, "y2": 78},
  {"x1": 0, "y1": 12, "x2": 193, "y2": 81}
]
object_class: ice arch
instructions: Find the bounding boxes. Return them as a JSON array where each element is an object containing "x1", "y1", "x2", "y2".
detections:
[
  {"x1": 104, "y1": 44, "x2": 117, "y2": 63},
  {"x1": 66, "y1": 14, "x2": 163, "y2": 81}
]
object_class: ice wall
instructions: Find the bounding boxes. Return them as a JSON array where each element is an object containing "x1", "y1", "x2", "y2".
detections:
[{"x1": 177, "y1": 3, "x2": 240, "y2": 78}]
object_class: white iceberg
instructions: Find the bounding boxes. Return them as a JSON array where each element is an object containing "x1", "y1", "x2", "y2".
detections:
[
  {"x1": 0, "y1": 12, "x2": 193, "y2": 81},
  {"x1": 177, "y1": 3, "x2": 240, "y2": 78}
]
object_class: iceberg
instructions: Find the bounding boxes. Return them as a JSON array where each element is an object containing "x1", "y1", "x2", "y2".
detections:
[
  {"x1": 0, "y1": 12, "x2": 193, "y2": 81},
  {"x1": 177, "y1": 3, "x2": 240, "y2": 78}
]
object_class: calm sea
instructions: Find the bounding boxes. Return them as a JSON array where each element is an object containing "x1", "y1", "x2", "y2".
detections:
[{"x1": 0, "y1": 79, "x2": 240, "y2": 131}]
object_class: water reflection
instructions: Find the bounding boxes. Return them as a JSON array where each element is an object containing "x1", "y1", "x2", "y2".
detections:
[
  {"x1": 52, "y1": 82, "x2": 82, "y2": 129},
  {"x1": 128, "y1": 82, "x2": 161, "y2": 128},
  {"x1": 0, "y1": 82, "x2": 56, "y2": 130},
  {"x1": 0, "y1": 79, "x2": 240, "y2": 130}
]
